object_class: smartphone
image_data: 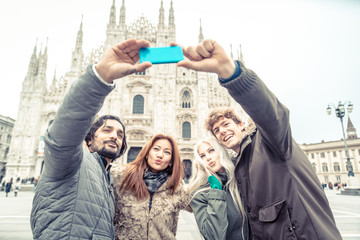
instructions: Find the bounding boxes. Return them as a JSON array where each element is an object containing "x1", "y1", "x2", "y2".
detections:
[{"x1": 139, "y1": 46, "x2": 184, "y2": 64}]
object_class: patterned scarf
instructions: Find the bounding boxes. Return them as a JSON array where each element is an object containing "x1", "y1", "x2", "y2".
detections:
[{"x1": 143, "y1": 170, "x2": 169, "y2": 195}]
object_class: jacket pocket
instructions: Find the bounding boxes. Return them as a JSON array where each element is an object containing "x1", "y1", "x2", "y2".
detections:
[
  {"x1": 91, "y1": 230, "x2": 113, "y2": 240},
  {"x1": 258, "y1": 198, "x2": 286, "y2": 222}
]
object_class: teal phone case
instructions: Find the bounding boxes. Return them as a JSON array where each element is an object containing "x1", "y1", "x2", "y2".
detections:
[{"x1": 139, "y1": 46, "x2": 184, "y2": 64}]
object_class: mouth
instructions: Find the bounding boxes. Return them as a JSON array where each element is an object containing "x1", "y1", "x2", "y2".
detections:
[
  {"x1": 223, "y1": 134, "x2": 233, "y2": 142},
  {"x1": 104, "y1": 141, "x2": 118, "y2": 148},
  {"x1": 155, "y1": 159, "x2": 162, "y2": 165},
  {"x1": 208, "y1": 161, "x2": 215, "y2": 167}
]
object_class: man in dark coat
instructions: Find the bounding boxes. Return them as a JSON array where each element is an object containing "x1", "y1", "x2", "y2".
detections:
[{"x1": 176, "y1": 39, "x2": 342, "y2": 239}]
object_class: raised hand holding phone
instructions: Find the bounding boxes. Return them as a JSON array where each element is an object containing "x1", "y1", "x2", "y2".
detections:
[{"x1": 139, "y1": 46, "x2": 184, "y2": 64}]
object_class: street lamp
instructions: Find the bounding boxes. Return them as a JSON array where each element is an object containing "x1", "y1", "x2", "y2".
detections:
[{"x1": 327, "y1": 101, "x2": 354, "y2": 177}]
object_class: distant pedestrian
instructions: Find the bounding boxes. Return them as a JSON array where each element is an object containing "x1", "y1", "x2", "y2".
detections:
[
  {"x1": 5, "y1": 178, "x2": 13, "y2": 197},
  {"x1": 14, "y1": 179, "x2": 21, "y2": 197},
  {"x1": 33, "y1": 176, "x2": 39, "y2": 192}
]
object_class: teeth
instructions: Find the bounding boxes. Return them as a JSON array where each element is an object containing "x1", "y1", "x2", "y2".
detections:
[{"x1": 224, "y1": 135, "x2": 232, "y2": 142}]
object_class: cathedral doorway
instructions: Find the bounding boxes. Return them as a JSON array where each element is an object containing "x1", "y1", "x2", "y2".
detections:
[{"x1": 183, "y1": 159, "x2": 192, "y2": 183}]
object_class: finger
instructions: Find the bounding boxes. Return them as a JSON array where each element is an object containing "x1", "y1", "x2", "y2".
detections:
[
  {"x1": 185, "y1": 46, "x2": 204, "y2": 61},
  {"x1": 196, "y1": 44, "x2": 211, "y2": 58},
  {"x1": 203, "y1": 39, "x2": 215, "y2": 53},
  {"x1": 125, "y1": 40, "x2": 150, "y2": 57},
  {"x1": 136, "y1": 62, "x2": 152, "y2": 72},
  {"x1": 177, "y1": 60, "x2": 203, "y2": 71}
]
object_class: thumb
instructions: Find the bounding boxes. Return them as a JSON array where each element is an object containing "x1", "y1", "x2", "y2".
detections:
[
  {"x1": 136, "y1": 62, "x2": 152, "y2": 72},
  {"x1": 177, "y1": 60, "x2": 203, "y2": 72}
]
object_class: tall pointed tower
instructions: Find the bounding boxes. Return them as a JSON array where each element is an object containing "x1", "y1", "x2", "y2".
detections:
[
  {"x1": 347, "y1": 116, "x2": 357, "y2": 139},
  {"x1": 6, "y1": 41, "x2": 48, "y2": 178},
  {"x1": 69, "y1": 17, "x2": 84, "y2": 76},
  {"x1": 198, "y1": 19, "x2": 204, "y2": 43}
]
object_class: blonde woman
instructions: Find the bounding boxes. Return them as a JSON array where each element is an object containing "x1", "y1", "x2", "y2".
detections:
[
  {"x1": 111, "y1": 134, "x2": 191, "y2": 240},
  {"x1": 187, "y1": 136, "x2": 248, "y2": 240}
]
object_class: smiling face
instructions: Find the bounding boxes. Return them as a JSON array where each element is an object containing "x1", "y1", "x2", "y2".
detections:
[
  {"x1": 88, "y1": 119, "x2": 124, "y2": 159},
  {"x1": 197, "y1": 142, "x2": 224, "y2": 173},
  {"x1": 212, "y1": 117, "x2": 245, "y2": 153},
  {"x1": 146, "y1": 139, "x2": 173, "y2": 173}
]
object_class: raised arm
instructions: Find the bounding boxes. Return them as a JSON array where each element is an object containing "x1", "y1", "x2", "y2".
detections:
[
  {"x1": 43, "y1": 39, "x2": 152, "y2": 179},
  {"x1": 175, "y1": 39, "x2": 292, "y2": 158}
]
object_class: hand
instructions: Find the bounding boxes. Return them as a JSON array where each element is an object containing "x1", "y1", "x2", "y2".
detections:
[
  {"x1": 96, "y1": 38, "x2": 153, "y2": 83},
  {"x1": 171, "y1": 39, "x2": 236, "y2": 79}
]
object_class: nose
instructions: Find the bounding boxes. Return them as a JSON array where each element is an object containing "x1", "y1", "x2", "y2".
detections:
[
  {"x1": 219, "y1": 126, "x2": 226, "y2": 135},
  {"x1": 108, "y1": 130, "x2": 117, "y2": 140},
  {"x1": 204, "y1": 153, "x2": 211, "y2": 162},
  {"x1": 156, "y1": 151, "x2": 163, "y2": 159}
]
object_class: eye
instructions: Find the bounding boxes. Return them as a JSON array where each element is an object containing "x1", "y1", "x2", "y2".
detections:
[
  {"x1": 209, "y1": 148, "x2": 215, "y2": 153},
  {"x1": 213, "y1": 128, "x2": 219, "y2": 134},
  {"x1": 153, "y1": 147, "x2": 159, "y2": 151},
  {"x1": 199, "y1": 154, "x2": 205, "y2": 159},
  {"x1": 224, "y1": 122, "x2": 229, "y2": 126},
  {"x1": 165, "y1": 151, "x2": 171, "y2": 155}
]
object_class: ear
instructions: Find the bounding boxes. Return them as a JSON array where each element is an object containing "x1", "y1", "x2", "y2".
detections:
[
  {"x1": 87, "y1": 138, "x2": 93, "y2": 151},
  {"x1": 238, "y1": 122, "x2": 246, "y2": 132}
]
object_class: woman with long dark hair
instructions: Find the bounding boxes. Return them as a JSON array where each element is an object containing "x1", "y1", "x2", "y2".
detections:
[{"x1": 112, "y1": 134, "x2": 191, "y2": 240}]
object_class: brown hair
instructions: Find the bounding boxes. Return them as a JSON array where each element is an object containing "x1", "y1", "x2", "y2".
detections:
[
  {"x1": 119, "y1": 134, "x2": 183, "y2": 200},
  {"x1": 205, "y1": 107, "x2": 243, "y2": 134}
]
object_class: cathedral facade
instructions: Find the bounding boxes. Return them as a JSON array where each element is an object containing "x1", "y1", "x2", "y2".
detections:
[{"x1": 5, "y1": 0, "x2": 246, "y2": 179}]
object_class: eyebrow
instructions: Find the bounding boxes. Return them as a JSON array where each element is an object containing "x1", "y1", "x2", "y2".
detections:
[
  {"x1": 154, "y1": 144, "x2": 172, "y2": 151},
  {"x1": 213, "y1": 120, "x2": 229, "y2": 132},
  {"x1": 103, "y1": 125, "x2": 124, "y2": 135}
]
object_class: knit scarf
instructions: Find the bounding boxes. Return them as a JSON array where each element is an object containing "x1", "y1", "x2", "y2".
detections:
[{"x1": 143, "y1": 170, "x2": 169, "y2": 195}]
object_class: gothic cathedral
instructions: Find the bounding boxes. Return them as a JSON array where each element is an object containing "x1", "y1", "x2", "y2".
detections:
[{"x1": 6, "y1": 0, "x2": 246, "y2": 179}]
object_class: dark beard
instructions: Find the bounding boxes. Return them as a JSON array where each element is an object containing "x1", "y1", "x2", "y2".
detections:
[{"x1": 98, "y1": 146, "x2": 120, "y2": 159}]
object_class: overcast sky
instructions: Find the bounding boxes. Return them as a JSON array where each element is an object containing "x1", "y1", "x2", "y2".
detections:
[{"x1": 0, "y1": 0, "x2": 359, "y2": 144}]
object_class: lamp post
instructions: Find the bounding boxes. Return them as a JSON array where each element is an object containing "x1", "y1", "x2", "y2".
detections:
[{"x1": 327, "y1": 101, "x2": 354, "y2": 177}]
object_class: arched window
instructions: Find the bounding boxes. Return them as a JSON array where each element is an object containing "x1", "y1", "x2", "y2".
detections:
[
  {"x1": 133, "y1": 95, "x2": 144, "y2": 114},
  {"x1": 127, "y1": 147, "x2": 142, "y2": 163},
  {"x1": 181, "y1": 90, "x2": 191, "y2": 108},
  {"x1": 322, "y1": 163, "x2": 328, "y2": 172},
  {"x1": 182, "y1": 122, "x2": 191, "y2": 138}
]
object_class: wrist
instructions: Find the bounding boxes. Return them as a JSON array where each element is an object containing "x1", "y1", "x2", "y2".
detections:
[{"x1": 218, "y1": 60, "x2": 236, "y2": 79}]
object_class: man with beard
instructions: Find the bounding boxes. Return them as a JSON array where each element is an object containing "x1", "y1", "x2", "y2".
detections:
[{"x1": 30, "y1": 38, "x2": 152, "y2": 240}]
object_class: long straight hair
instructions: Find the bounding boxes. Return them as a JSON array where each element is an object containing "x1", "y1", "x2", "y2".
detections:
[
  {"x1": 187, "y1": 136, "x2": 246, "y2": 239},
  {"x1": 119, "y1": 134, "x2": 183, "y2": 200}
]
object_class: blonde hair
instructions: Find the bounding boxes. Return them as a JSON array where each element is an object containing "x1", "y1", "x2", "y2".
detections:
[{"x1": 187, "y1": 136, "x2": 246, "y2": 239}]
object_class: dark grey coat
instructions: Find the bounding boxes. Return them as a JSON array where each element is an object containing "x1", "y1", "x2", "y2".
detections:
[
  {"x1": 30, "y1": 66, "x2": 116, "y2": 239},
  {"x1": 190, "y1": 185, "x2": 248, "y2": 240},
  {"x1": 220, "y1": 61, "x2": 342, "y2": 240}
]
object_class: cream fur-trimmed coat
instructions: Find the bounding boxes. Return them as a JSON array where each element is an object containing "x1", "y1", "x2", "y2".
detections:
[{"x1": 111, "y1": 166, "x2": 191, "y2": 240}]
